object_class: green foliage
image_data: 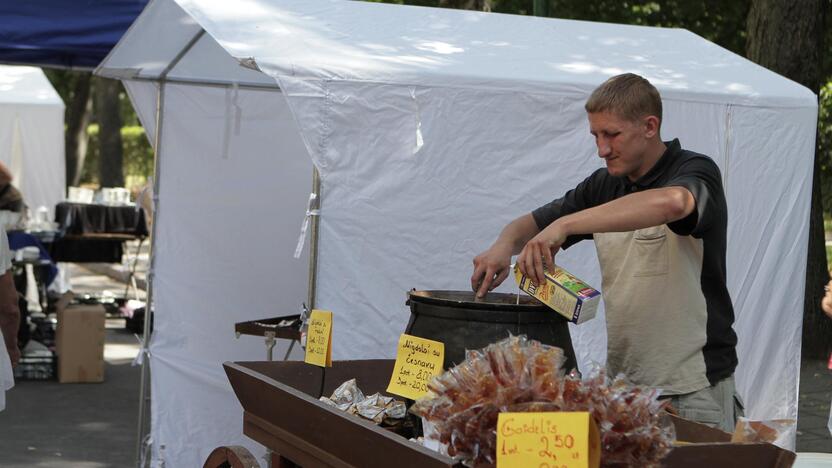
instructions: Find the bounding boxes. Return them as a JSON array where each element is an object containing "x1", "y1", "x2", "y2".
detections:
[
  {"x1": 83, "y1": 124, "x2": 153, "y2": 189},
  {"x1": 827, "y1": 244, "x2": 832, "y2": 272},
  {"x1": 820, "y1": 83, "x2": 832, "y2": 217},
  {"x1": 546, "y1": 1, "x2": 750, "y2": 55},
  {"x1": 42, "y1": 70, "x2": 140, "y2": 127},
  {"x1": 366, "y1": 0, "x2": 750, "y2": 54}
]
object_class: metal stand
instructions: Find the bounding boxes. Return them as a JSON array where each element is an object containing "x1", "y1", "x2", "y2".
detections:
[
  {"x1": 264, "y1": 332, "x2": 298, "y2": 362},
  {"x1": 123, "y1": 236, "x2": 146, "y2": 301}
]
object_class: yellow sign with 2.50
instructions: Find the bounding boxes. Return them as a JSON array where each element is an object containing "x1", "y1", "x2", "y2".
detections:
[{"x1": 496, "y1": 412, "x2": 600, "y2": 468}]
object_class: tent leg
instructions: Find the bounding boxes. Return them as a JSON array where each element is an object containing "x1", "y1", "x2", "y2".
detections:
[
  {"x1": 134, "y1": 78, "x2": 166, "y2": 468},
  {"x1": 306, "y1": 167, "x2": 321, "y2": 310}
]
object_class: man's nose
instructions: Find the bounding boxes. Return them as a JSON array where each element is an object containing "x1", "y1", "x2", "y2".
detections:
[{"x1": 597, "y1": 142, "x2": 611, "y2": 158}]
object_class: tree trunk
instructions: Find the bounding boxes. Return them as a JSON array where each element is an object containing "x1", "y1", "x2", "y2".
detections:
[
  {"x1": 438, "y1": 0, "x2": 491, "y2": 11},
  {"x1": 747, "y1": 0, "x2": 830, "y2": 358},
  {"x1": 65, "y1": 73, "x2": 92, "y2": 187},
  {"x1": 94, "y1": 77, "x2": 124, "y2": 188}
]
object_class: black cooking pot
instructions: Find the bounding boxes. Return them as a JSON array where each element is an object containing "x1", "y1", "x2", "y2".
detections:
[{"x1": 405, "y1": 290, "x2": 577, "y2": 372}]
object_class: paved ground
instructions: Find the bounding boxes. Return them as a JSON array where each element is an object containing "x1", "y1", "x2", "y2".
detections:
[
  {"x1": 797, "y1": 357, "x2": 832, "y2": 452},
  {"x1": 0, "y1": 265, "x2": 141, "y2": 468}
]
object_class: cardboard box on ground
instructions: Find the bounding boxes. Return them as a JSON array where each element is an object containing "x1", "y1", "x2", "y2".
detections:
[{"x1": 55, "y1": 292, "x2": 106, "y2": 383}]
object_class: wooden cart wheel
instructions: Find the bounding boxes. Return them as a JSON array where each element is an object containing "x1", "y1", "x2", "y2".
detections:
[{"x1": 203, "y1": 445, "x2": 261, "y2": 468}]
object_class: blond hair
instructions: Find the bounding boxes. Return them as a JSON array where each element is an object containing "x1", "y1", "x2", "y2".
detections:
[{"x1": 585, "y1": 73, "x2": 662, "y2": 124}]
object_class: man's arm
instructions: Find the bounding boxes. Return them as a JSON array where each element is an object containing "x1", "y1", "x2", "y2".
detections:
[
  {"x1": 518, "y1": 186, "x2": 696, "y2": 285},
  {"x1": 0, "y1": 271, "x2": 19, "y2": 366},
  {"x1": 471, "y1": 213, "x2": 540, "y2": 298}
]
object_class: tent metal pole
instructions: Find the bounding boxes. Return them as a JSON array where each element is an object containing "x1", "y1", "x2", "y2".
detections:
[
  {"x1": 105, "y1": 74, "x2": 281, "y2": 92},
  {"x1": 134, "y1": 78, "x2": 165, "y2": 468},
  {"x1": 306, "y1": 167, "x2": 321, "y2": 310},
  {"x1": 133, "y1": 28, "x2": 206, "y2": 468}
]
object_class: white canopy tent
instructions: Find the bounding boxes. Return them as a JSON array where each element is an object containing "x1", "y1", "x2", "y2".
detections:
[
  {"x1": 97, "y1": 0, "x2": 818, "y2": 466},
  {"x1": 0, "y1": 65, "x2": 65, "y2": 218}
]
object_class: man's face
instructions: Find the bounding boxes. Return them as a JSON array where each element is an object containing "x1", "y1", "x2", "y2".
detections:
[{"x1": 587, "y1": 111, "x2": 653, "y2": 181}]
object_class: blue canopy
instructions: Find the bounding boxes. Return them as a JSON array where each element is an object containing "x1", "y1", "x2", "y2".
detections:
[{"x1": 0, "y1": 0, "x2": 148, "y2": 69}]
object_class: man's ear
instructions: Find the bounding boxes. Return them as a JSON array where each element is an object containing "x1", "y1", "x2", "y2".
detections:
[{"x1": 643, "y1": 115, "x2": 661, "y2": 138}]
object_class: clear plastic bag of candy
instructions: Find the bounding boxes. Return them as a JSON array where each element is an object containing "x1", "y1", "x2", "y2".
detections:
[{"x1": 411, "y1": 335, "x2": 675, "y2": 467}]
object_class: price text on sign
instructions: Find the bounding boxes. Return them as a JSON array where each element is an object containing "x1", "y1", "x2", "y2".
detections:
[
  {"x1": 496, "y1": 412, "x2": 600, "y2": 468},
  {"x1": 386, "y1": 334, "x2": 444, "y2": 400},
  {"x1": 304, "y1": 310, "x2": 332, "y2": 367}
]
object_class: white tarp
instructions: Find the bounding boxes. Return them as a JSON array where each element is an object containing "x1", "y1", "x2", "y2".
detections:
[
  {"x1": 98, "y1": 0, "x2": 818, "y2": 465},
  {"x1": 123, "y1": 80, "x2": 312, "y2": 465},
  {"x1": 0, "y1": 66, "x2": 65, "y2": 218}
]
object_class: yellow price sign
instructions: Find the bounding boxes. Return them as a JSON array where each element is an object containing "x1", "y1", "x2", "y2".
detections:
[
  {"x1": 496, "y1": 412, "x2": 600, "y2": 468},
  {"x1": 386, "y1": 334, "x2": 444, "y2": 400},
  {"x1": 304, "y1": 310, "x2": 332, "y2": 367}
]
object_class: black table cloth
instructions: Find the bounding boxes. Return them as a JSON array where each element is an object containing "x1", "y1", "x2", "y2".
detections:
[
  {"x1": 55, "y1": 202, "x2": 148, "y2": 237},
  {"x1": 49, "y1": 202, "x2": 148, "y2": 263}
]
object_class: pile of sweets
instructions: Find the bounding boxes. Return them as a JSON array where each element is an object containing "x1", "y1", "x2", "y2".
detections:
[
  {"x1": 320, "y1": 378, "x2": 407, "y2": 424},
  {"x1": 410, "y1": 335, "x2": 675, "y2": 468}
]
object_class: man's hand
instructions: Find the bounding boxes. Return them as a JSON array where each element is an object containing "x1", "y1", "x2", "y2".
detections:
[
  {"x1": 6, "y1": 339, "x2": 19, "y2": 367},
  {"x1": 517, "y1": 221, "x2": 568, "y2": 286},
  {"x1": 471, "y1": 242, "x2": 513, "y2": 298}
]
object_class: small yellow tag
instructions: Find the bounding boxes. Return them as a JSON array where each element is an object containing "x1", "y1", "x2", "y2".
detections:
[
  {"x1": 304, "y1": 310, "x2": 332, "y2": 367},
  {"x1": 496, "y1": 412, "x2": 600, "y2": 468},
  {"x1": 386, "y1": 334, "x2": 444, "y2": 400}
]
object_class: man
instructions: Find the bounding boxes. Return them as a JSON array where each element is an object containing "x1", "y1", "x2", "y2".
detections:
[
  {"x1": 471, "y1": 73, "x2": 740, "y2": 432},
  {"x1": 0, "y1": 227, "x2": 20, "y2": 412}
]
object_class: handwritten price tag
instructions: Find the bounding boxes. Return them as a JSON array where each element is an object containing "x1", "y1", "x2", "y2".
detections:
[
  {"x1": 496, "y1": 412, "x2": 600, "y2": 468},
  {"x1": 304, "y1": 310, "x2": 332, "y2": 367},
  {"x1": 386, "y1": 334, "x2": 444, "y2": 400}
]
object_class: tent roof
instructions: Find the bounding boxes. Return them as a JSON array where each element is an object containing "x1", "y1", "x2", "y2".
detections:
[
  {"x1": 99, "y1": 0, "x2": 816, "y2": 109},
  {"x1": 0, "y1": 65, "x2": 64, "y2": 107},
  {"x1": 0, "y1": 0, "x2": 148, "y2": 70}
]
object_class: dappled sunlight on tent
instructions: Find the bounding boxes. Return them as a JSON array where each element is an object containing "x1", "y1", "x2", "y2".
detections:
[{"x1": 412, "y1": 41, "x2": 465, "y2": 55}]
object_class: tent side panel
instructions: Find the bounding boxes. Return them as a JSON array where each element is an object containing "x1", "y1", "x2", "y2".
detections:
[
  {"x1": 281, "y1": 81, "x2": 611, "y2": 369},
  {"x1": 0, "y1": 103, "x2": 65, "y2": 218},
  {"x1": 148, "y1": 83, "x2": 312, "y2": 467},
  {"x1": 725, "y1": 105, "x2": 817, "y2": 449}
]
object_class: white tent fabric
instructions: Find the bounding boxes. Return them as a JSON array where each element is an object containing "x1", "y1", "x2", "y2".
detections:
[
  {"x1": 123, "y1": 79, "x2": 312, "y2": 465},
  {"x1": 98, "y1": 0, "x2": 817, "y2": 465},
  {"x1": 0, "y1": 66, "x2": 65, "y2": 218}
]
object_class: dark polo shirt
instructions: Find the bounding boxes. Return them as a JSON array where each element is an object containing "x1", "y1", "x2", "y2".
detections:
[{"x1": 532, "y1": 139, "x2": 738, "y2": 391}]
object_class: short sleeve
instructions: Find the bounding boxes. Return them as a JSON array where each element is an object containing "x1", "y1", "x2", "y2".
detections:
[
  {"x1": 665, "y1": 156, "x2": 725, "y2": 237},
  {"x1": 531, "y1": 169, "x2": 608, "y2": 249}
]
